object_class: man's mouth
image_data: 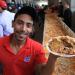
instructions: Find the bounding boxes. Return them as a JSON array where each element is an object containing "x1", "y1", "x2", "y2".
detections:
[{"x1": 18, "y1": 32, "x2": 29, "y2": 35}]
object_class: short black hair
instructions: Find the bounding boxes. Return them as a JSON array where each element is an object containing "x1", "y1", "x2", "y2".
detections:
[
  {"x1": 59, "y1": 2, "x2": 62, "y2": 4},
  {"x1": 14, "y1": 6, "x2": 38, "y2": 22}
]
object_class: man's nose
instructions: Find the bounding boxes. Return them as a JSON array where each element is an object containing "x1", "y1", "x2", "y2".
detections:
[{"x1": 21, "y1": 24, "x2": 27, "y2": 31}]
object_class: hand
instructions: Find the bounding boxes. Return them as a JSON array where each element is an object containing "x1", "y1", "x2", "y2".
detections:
[{"x1": 49, "y1": 53, "x2": 60, "y2": 59}]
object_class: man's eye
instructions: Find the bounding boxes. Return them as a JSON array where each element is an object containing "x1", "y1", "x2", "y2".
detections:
[
  {"x1": 17, "y1": 21, "x2": 23, "y2": 25},
  {"x1": 26, "y1": 23, "x2": 33, "y2": 28}
]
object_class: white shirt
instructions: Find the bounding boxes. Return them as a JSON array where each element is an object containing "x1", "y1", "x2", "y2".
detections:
[{"x1": 0, "y1": 10, "x2": 15, "y2": 37}]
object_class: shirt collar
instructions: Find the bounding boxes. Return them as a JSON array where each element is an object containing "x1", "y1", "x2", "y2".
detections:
[{"x1": 3, "y1": 34, "x2": 31, "y2": 53}]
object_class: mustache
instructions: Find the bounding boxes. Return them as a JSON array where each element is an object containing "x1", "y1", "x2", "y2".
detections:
[{"x1": 16, "y1": 31, "x2": 33, "y2": 35}]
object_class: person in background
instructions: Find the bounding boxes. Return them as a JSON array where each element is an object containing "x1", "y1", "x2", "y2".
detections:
[
  {"x1": 37, "y1": 5, "x2": 47, "y2": 43},
  {"x1": 0, "y1": 0, "x2": 15, "y2": 37},
  {"x1": 63, "y1": 2, "x2": 72, "y2": 28},
  {"x1": 8, "y1": 1, "x2": 16, "y2": 12},
  {"x1": 0, "y1": 6, "x2": 59, "y2": 75},
  {"x1": 58, "y1": 2, "x2": 64, "y2": 17}
]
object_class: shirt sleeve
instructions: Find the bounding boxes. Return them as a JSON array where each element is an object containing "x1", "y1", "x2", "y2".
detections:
[
  {"x1": 0, "y1": 25, "x2": 3, "y2": 37},
  {"x1": 35, "y1": 45, "x2": 48, "y2": 64}
]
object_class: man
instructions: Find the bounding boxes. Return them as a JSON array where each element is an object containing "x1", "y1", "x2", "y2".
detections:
[
  {"x1": 0, "y1": 0, "x2": 15, "y2": 37},
  {"x1": 0, "y1": 6, "x2": 58, "y2": 75}
]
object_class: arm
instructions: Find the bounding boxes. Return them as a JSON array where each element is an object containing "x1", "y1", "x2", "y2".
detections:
[
  {"x1": 34, "y1": 43, "x2": 58, "y2": 75},
  {"x1": 35, "y1": 53, "x2": 58, "y2": 75},
  {"x1": 40, "y1": 53, "x2": 57, "y2": 75},
  {"x1": 0, "y1": 25, "x2": 3, "y2": 37}
]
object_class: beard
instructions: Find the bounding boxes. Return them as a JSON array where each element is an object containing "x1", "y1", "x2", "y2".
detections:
[{"x1": 14, "y1": 31, "x2": 33, "y2": 41}]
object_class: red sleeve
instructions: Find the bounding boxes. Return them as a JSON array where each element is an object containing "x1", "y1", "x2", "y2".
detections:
[{"x1": 34, "y1": 45, "x2": 48, "y2": 64}]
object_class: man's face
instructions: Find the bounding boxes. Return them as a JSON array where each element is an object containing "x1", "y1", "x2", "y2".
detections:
[{"x1": 12, "y1": 14, "x2": 33, "y2": 41}]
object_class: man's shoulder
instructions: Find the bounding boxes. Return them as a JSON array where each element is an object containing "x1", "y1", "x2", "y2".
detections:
[
  {"x1": 4, "y1": 10, "x2": 15, "y2": 16},
  {"x1": 28, "y1": 38, "x2": 43, "y2": 48},
  {"x1": 0, "y1": 36, "x2": 9, "y2": 46}
]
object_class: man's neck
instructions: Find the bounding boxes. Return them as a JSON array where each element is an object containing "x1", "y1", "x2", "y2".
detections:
[{"x1": 11, "y1": 35, "x2": 26, "y2": 48}]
